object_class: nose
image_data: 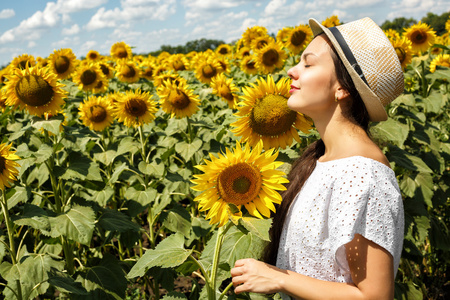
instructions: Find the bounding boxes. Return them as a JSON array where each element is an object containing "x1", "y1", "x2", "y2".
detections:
[{"x1": 287, "y1": 66, "x2": 297, "y2": 80}]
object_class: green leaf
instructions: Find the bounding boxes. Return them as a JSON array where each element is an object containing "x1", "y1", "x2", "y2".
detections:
[
  {"x1": 175, "y1": 139, "x2": 203, "y2": 161},
  {"x1": 138, "y1": 160, "x2": 165, "y2": 177},
  {"x1": 399, "y1": 175, "x2": 416, "y2": 198},
  {"x1": 1, "y1": 254, "x2": 64, "y2": 300},
  {"x1": 12, "y1": 204, "x2": 51, "y2": 234},
  {"x1": 6, "y1": 186, "x2": 31, "y2": 210},
  {"x1": 238, "y1": 217, "x2": 272, "y2": 241},
  {"x1": 414, "y1": 215, "x2": 430, "y2": 244},
  {"x1": 387, "y1": 146, "x2": 433, "y2": 173},
  {"x1": 75, "y1": 254, "x2": 127, "y2": 299},
  {"x1": 48, "y1": 270, "x2": 88, "y2": 295},
  {"x1": 117, "y1": 136, "x2": 140, "y2": 155},
  {"x1": 94, "y1": 150, "x2": 118, "y2": 166},
  {"x1": 97, "y1": 209, "x2": 140, "y2": 232},
  {"x1": 31, "y1": 116, "x2": 63, "y2": 136},
  {"x1": 127, "y1": 233, "x2": 192, "y2": 278},
  {"x1": 162, "y1": 204, "x2": 192, "y2": 237},
  {"x1": 370, "y1": 118, "x2": 409, "y2": 147},
  {"x1": 55, "y1": 152, "x2": 102, "y2": 181},
  {"x1": 33, "y1": 143, "x2": 53, "y2": 164},
  {"x1": 422, "y1": 91, "x2": 446, "y2": 114},
  {"x1": 394, "y1": 281, "x2": 423, "y2": 300},
  {"x1": 48, "y1": 205, "x2": 96, "y2": 245},
  {"x1": 125, "y1": 187, "x2": 157, "y2": 207},
  {"x1": 90, "y1": 186, "x2": 114, "y2": 206},
  {"x1": 414, "y1": 173, "x2": 434, "y2": 208},
  {"x1": 109, "y1": 162, "x2": 129, "y2": 184}
]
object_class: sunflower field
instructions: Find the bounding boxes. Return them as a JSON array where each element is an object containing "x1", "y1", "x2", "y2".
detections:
[{"x1": 0, "y1": 15, "x2": 449, "y2": 300}]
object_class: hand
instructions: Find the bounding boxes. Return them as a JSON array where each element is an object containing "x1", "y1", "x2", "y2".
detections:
[{"x1": 230, "y1": 258, "x2": 284, "y2": 295}]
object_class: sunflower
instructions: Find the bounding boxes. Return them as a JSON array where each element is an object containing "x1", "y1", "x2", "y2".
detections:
[
  {"x1": 195, "y1": 56, "x2": 223, "y2": 84},
  {"x1": 231, "y1": 76, "x2": 312, "y2": 150},
  {"x1": 0, "y1": 143, "x2": 21, "y2": 191},
  {"x1": 429, "y1": 54, "x2": 450, "y2": 73},
  {"x1": 384, "y1": 29, "x2": 401, "y2": 42},
  {"x1": 4, "y1": 65, "x2": 66, "y2": 116},
  {"x1": 255, "y1": 42, "x2": 287, "y2": 74},
  {"x1": 216, "y1": 56, "x2": 231, "y2": 74},
  {"x1": 10, "y1": 54, "x2": 36, "y2": 70},
  {"x1": 250, "y1": 35, "x2": 275, "y2": 51},
  {"x1": 391, "y1": 37, "x2": 413, "y2": 70},
  {"x1": 86, "y1": 50, "x2": 101, "y2": 61},
  {"x1": 191, "y1": 140, "x2": 288, "y2": 227},
  {"x1": 0, "y1": 87, "x2": 7, "y2": 112},
  {"x1": 140, "y1": 61, "x2": 155, "y2": 81},
  {"x1": 276, "y1": 27, "x2": 292, "y2": 45},
  {"x1": 285, "y1": 25, "x2": 313, "y2": 55},
  {"x1": 242, "y1": 26, "x2": 268, "y2": 48},
  {"x1": 113, "y1": 89, "x2": 158, "y2": 127},
  {"x1": 79, "y1": 95, "x2": 114, "y2": 131},
  {"x1": 167, "y1": 54, "x2": 188, "y2": 71},
  {"x1": 110, "y1": 41, "x2": 133, "y2": 61},
  {"x1": 211, "y1": 73, "x2": 239, "y2": 109},
  {"x1": 73, "y1": 63, "x2": 107, "y2": 91},
  {"x1": 240, "y1": 55, "x2": 258, "y2": 75},
  {"x1": 115, "y1": 60, "x2": 141, "y2": 83},
  {"x1": 404, "y1": 22, "x2": 436, "y2": 54},
  {"x1": 98, "y1": 60, "x2": 114, "y2": 79},
  {"x1": 48, "y1": 48, "x2": 78, "y2": 80},
  {"x1": 0, "y1": 67, "x2": 9, "y2": 85},
  {"x1": 36, "y1": 57, "x2": 49, "y2": 69},
  {"x1": 430, "y1": 36, "x2": 445, "y2": 55},
  {"x1": 216, "y1": 44, "x2": 233, "y2": 57},
  {"x1": 238, "y1": 46, "x2": 251, "y2": 59},
  {"x1": 154, "y1": 72, "x2": 186, "y2": 88},
  {"x1": 321, "y1": 15, "x2": 340, "y2": 28},
  {"x1": 157, "y1": 80, "x2": 199, "y2": 118}
]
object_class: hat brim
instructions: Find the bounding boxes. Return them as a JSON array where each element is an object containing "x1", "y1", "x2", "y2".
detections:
[{"x1": 308, "y1": 18, "x2": 388, "y2": 122}]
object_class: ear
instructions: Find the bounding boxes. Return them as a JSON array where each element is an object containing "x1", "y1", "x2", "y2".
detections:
[{"x1": 335, "y1": 86, "x2": 351, "y2": 101}]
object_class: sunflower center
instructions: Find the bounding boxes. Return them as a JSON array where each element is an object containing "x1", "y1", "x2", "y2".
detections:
[
  {"x1": 0, "y1": 156, "x2": 5, "y2": 174},
  {"x1": 246, "y1": 60, "x2": 256, "y2": 70},
  {"x1": 100, "y1": 64, "x2": 110, "y2": 77},
  {"x1": 15, "y1": 75, "x2": 54, "y2": 107},
  {"x1": 262, "y1": 49, "x2": 279, "y2": 66},
  {"x1": 217, "y1": 162, "x2": 262, "y2": 205},
  {"x1": 168, "y1": 89, "x2": 190, "y2": 109},
  {"x1": 125, "y1": 98, "x2": 147, "y2": 117},
  {"x1": 202, "y1": 65, "x2": 217, "y2": 79},
  {"x1": 18, "y1": 60, "x2": 30, "y2": 69},
  {"x1": 249, "y1": 94, "x2": 297, "y2": 136},
  {"x1": 117, "y1": 47, "x2": 128, "y2": 58},
  {"x1": 80, "y1": 70, "x2": 97, "y2": 86},
  {"x1": 123, "y1": 65, "x2": 136, "y2": 78},
  {"x1": 219, "y1": 47, "x2": 229, "y2": 55},
  {"x1": 256, "y1": 40, "x2": 268, "y2": 50},
  {"x1": 291, "y1": 30, "x2": 306, "y2": 46},
  {"x1": 395, "y1": 47, "x2": 406, "y2": 63},
  {"x1": 218, "y1": 85, "x2": 234, "y2": 101},
  {"x1": 173, "y1": 60, "x2": 186, "y2": 71},
  {"x1": 89, "y1": 105, "x2": 107, "y2": 123},
  {"x1": 143, "y1": 67, "x2": 153, "y2": 78},
  {"x1": 411, "y1": 30, "x2": 426, "y2": 44},
  {"x1": 89, "y1": 53, "x2": 98, "y2": 60},
  {"x1": 55, "y1": 56, "x2": 70, "y2": 74}
]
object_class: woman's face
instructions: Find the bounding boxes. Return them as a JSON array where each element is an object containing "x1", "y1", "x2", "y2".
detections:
[{"x1": 287, "y1": 35, "x2": 340, "y2": 118}]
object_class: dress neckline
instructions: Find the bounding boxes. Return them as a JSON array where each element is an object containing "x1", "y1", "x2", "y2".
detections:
[{"x1": 316, "y1": 155, "x2": 394, "y2": 174}]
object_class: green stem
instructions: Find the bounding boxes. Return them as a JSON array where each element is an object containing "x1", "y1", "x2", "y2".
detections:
[
  {"x1": 147, "y1": 208, "x2": 156, "y2": 249},
  {"x1": 138, "y1": 125, "x2": 148, "y2": 163},
  {"x1": 188, "y1": 254, "x2": 210, "y2": 287},
  {"x1": 187, "y1": 117, "x2": 194, "y2": 143},
  {"x1": 421, "y1": 61, "x2": 428, "y2": 98},
  {"x1": 209, "y1": 222, "x2": 233, "y2": 300},
  {"x1": 62, "y1": 237, "x2": 75, "y2": 275},
  {"x1": 0, "y1": 191, "x2": 17, "y2": 265},
  {"x1": 46, "y1": 160, "x2": 62, "y2": 213},
  {"x1": 218, "y1": 282, "x2": 233, "y2": 300}
]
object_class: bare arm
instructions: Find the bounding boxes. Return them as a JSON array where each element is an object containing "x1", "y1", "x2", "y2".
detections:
[{"x1": 230, "y1": 234, "x2": 394, "y2": 300}]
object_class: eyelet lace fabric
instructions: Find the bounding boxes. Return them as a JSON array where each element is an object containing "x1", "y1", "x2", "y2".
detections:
[{"x1": 276, "y1": 156, "x2": 404, "y2": 286}]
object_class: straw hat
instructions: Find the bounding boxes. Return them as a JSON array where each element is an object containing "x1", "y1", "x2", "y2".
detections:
[{"x1": 309, "y1": 17, "x2": 404, "y2": 122}]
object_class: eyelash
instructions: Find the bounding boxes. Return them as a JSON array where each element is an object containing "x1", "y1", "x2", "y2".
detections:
[{"x1": 304, "y1": 64, "x2": 311, "y2": 68}]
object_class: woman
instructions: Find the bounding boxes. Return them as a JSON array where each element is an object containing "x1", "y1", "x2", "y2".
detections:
[{"x1": 230, "y1": 17, "x2": 405, "y2": 299}]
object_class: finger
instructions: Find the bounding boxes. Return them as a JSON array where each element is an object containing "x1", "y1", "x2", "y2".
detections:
[
  {"x1": 230, "y1": 266, "x2": 243, "y2": 277},
  {"x1": 231, "y1": 275, "x2": 245, "y2": 287},
  {"x1": 234, "y1": 258, "x2": 253, "y2": 267}
]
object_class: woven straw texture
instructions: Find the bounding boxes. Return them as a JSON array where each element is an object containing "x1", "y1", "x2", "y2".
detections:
[{"x1": 336, "y1": 18, "x2": 404, "y2": 106}]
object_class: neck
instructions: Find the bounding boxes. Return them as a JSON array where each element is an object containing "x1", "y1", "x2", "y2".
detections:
[{"x1": 312, "y1": 108, "x2": 367, "y2": 161}]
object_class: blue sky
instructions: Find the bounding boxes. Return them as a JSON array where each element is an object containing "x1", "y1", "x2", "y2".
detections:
[{"x1": 0, "y1": 0, "x2": 448, "y2": 66}]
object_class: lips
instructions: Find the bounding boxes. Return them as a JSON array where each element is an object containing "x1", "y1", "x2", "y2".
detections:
[{"x1": 289, "y1": 84, "x2": 300, "y2": 94}]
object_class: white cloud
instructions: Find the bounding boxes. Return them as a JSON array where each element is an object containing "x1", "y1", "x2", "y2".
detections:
[
  {"x1": 62, "y1": 24, "x2": 80, "y2": 35},
  {"x1": 80, "y1": 41, "x2": 98, "y2": 54},
  {"x1": 56, "y1": 0, "x2": 108, "y2": 13},
  {"x1": 184, "y1": 0, "x2": 242, "y2": 10},
  {"x1": 86, "y1": 0, "x2": 176, "y2": 31},
  {"x1": 28, "y1": 41, "x2": 37, "y2": 48},
  {"x1": 337, "y1": 0, "x2": 383, "y2": 9},
  {"x1": 262, "y1": 0, "x2": 305, "y2": 19},
  {"x1": 0, "y1": 8, "x2": 15, "y2": 19},
  {"x1": 52, "y1": 36, "x2": 80, "y2": 48}
]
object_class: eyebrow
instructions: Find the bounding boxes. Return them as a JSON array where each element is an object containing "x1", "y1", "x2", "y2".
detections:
[{"x1": 301, "y1": 52, "x2": 317, "y2": 61}]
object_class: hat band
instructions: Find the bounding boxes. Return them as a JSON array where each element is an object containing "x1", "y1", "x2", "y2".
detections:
[{"x1": 328, "y1": 27, "x2": 369, "y2": 87}]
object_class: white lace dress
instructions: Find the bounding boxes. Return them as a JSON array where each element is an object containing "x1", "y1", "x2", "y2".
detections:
[{"x1": 276, "y1": 156, "x2": 404, "y2": 298}]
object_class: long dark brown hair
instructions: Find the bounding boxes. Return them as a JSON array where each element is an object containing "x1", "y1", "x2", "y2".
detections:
[{"x1": 263, "y1": 35, "x2": 370, "y2": 265}]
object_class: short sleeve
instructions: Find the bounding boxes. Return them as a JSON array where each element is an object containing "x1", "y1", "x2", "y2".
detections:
[{"x1": 328, "y1": 160, "x2": 404, "y2": 277}]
